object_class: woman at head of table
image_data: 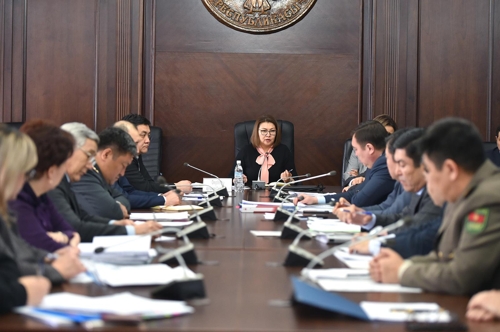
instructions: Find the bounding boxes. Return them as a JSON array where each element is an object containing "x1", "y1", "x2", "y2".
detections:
[
  {"x1": 231, "y1": 115, "x2": 297, "y2": 184},
  {"x1": 0, "y1": 124, "x2": 51, "y2": 314}
]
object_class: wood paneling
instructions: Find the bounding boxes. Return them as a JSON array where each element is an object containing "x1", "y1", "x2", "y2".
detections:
[{"x1": 152, "y1": 0, "x2": 361, "y2": 185}]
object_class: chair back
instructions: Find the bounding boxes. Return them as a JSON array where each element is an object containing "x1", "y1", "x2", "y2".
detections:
[
  {"x1": 142, "y1": 126, "x2": 163, "y2": 179},
  {"x1": 234, "y1": 120, "x2": 294, "y2": 160},
  {"x1": 3, "y1": 122, "x2": 24, "y2": 130},
  {"x1": 341, "y1": 138, "x2": 353, "y2": 187},
  {"x1": 484, "y1": 141, "x2": 497, "y2": 152}
]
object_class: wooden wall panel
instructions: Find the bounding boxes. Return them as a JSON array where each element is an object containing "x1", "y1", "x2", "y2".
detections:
[
  {"x1": 418, "y1": 0, "x2": 491, "y2": 137},
  {"x1": 152, "y1": 0, "x2": 362, "y2": 185}
]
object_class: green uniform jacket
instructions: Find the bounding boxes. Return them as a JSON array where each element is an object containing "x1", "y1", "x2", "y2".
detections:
[{"x1": 400, "y1": 160, "x2": 500, "y2": 295}]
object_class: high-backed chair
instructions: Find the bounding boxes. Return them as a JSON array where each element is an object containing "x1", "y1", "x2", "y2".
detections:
[
  {"x1": 234, "y1": 120, "x2": 295, "y2": 161},
  {"x1": 141, "y1": 126, "x2": 163, "y2": 179},
  {"x1": 3, "y1": 122, "x2": 24, "y2": 130},
  {"x1": 483, "y1": 141, "x2": 497, "y2": 153},
  {"x1": 341, "y1": 138, "x2": 353, "y2": 187}
]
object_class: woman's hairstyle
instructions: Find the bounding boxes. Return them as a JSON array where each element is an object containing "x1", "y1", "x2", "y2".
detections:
[
  {"x1": 20, "y1": 120, "x2": 75, "y2": 180},
  {"x1": 250, "y1": 115, "x2": 281, "y2": 148},
  {"x1": 373, "y1": 114, "x2": 397, "y2": 132},
  {"x1": 0, "y1": 124, "x2": 38, "y2": 218}
]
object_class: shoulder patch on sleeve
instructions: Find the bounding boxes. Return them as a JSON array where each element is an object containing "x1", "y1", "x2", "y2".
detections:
[{"x1": 465, "y1": 208, "x2": 489, "y2": 235}]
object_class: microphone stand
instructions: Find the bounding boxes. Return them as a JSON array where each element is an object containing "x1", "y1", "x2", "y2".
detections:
[
  {"x1": 156, "y1": 228, "x2": 199, "y2": 265},
  {"x1": 273, "y1": 171, "x2": 336, "y2": 202},
  {"x1": 280, "y1": 207, "x2": 313, "y2": 239},
  {"x1": 184, "y1": 162, "x2": 229, "y2": 197},
  {"x1": 270, "y1": 173, "x2": 311, "y2": 193},
  {"x1": 273, "y1": 193, "x2": 301, "y2": 222},
  {"x1": 191, "y1": 183, "x2": 223, "y2": 208}
]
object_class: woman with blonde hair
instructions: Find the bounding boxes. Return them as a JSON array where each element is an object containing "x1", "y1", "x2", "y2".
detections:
[{"x1": 0, "y1": 124, "x2": 50, "y2": 313}]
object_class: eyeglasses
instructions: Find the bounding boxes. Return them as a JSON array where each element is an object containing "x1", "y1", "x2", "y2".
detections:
[
  {"x1": 259, "y1": 129, "x2": 277, "y2": 136},
  {"x1": 80, "y1": 148, "x2": 96, "y2": 164},
  {"x1": 25, "y1": 169, "x2": 36, "y2": 180}
]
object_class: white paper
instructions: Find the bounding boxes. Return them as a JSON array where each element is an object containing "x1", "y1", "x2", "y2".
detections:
[
  {"x1": 308, "y1": 219, "x2": 361, "y2": 233},
  {"x1": 317, "y1": 279, "x2": 422, "y2": 293},
  {"x1": 165, "y1": 205, "x2": 203, "y2": 211},
  {"x1": 264, "y1": 213, "x2": 275, "y2": 220},
  {"x1": 241, "y1": 200, "x2": 296, "y2": 207},
  {"x1": 39, "y1": 292, "x2": 194, "y2": 316},
  {"x1": 250, "y1": 230, "x2": 282, "y2": 237},
  {"x1": 302, "y1": 268, "x2": 369, "y2": 281},
  {"x1": 154, "y1": 236, "x2": 176, "y2": 242},
  {"x1": 130, "y1": 212, "x2": 189, "y2": 220},
  {"x1": 360, "y1": 302, "x2": 450, "y2": 322},
  {"x1": 158, "y1": 220, "x2": 193, "y2": 227},
  {"x1": 334, "y1": 248, "x2": 374, "y2": 262}
]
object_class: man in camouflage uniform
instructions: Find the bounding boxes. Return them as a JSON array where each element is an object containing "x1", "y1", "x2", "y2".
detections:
[{"x1": 369, "y1": 118, "x2": 500, "y2": 295}]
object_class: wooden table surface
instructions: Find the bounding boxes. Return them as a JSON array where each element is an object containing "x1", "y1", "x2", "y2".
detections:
[{"x1": 2, "y1": 188, "x2": 499, "y2": 331}]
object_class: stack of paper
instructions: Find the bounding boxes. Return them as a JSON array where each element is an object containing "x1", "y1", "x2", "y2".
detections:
[
  {"x1": 16, "y1": 292, "x2": 194, "y2": 326},
  {"x1": 333, "y1": 247, "x2": 372, "y2": 269},
  {"x1": 307, "y1": 219, "x2": 361, "y2": 233},
  {"x1": 79, "y1": 236, "x2": 154, "y2": 265},
  {"x1": 130, "y1": 212, "x2": 189, "y2": 221}
]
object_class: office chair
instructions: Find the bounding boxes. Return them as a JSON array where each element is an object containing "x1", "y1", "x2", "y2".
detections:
[
  {"x1": 483, "y1": 141, "x2": 497, "y2": 153},
  {"x1": 234, "y1": 120, "x2": 295, "y2": 162},
  {"x1": 341, "y1": 138, "x2": 353, "y2": 187},
  {"x1": 3, "y1": 122, "x2": 24, "y2": 130},
  {"x1": 142, "y1": 126, "x2": 163, "y2": 179}
]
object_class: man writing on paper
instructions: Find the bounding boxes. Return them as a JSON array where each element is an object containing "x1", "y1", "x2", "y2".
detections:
[
  {"x1": 295, "y1": 121, "x2": 394, "y2": 207},
  {"x1": 345, "y1": 128, "x2": 442, "y2": 258},
  {"x1": 369, "y1": 118, "x2": 500, "y2": 295}
]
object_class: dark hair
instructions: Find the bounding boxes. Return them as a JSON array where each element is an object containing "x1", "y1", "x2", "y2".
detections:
[
  {"x1": 352, "y1": 120, "x2": 388, "y2": 151},
  {"x1": 373, "y1": 114, "x2": 397, "y2": 132},
  {"x1": 121, "y1": 114, "x2": 151, "y2": 127},
  {"x1": 386, "y1": 128, "x2": 413, "y2": 155},
  {"x1": 20, "y1": 120, "x2": 74, "y2": 180},
  {"x1": 392, "y1": 128, "x2": 426, "y2": 167},
  {"x1": 98, "y1": 127, "x2": 137, "y2": 157},
  {"x1": 419, "y1": 118, "x2": 485, "y2": 173},
  {"x1": 496, "y1": 125, "x2": 500, "y2": 137},
  {"x1": 250, "y1": 115, "x2": 282, "y2": 148}
]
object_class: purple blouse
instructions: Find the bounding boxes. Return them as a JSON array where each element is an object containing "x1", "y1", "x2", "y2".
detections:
[{"x1": 9, "y1": 182, "x2": 75, "y2": 252}]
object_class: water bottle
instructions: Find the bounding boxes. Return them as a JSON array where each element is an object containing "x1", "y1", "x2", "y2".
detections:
[{"x1": 234, "y1": 160, "x2": 244, "y2": 193}]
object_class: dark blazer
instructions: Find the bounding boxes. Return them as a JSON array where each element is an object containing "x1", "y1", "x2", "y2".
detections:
[
  {"x1": 486, "y1": 147, "x2": 500, "y2": 167},
  {"x1": 385, "y1": 215, "x2": 443, "y2": 259},
  {"x1": 48, "y1": 177, "x2": 127, "y2": 242},
  {"x1": 0, "y1": 216, "x2": 64, "y2": 285},
  {"x1": 373, "y1": 186, "x2": 442, "y2": 228},
  {"x1": 0, "y1": 219, "x2": 27, "y2": 314},
  {"x1": 362, "y1": 181, "x2": 411, "y2": 213},
  {"x1": 115, "y1": 176, "x2": 165, "y2": 209},
  {"x1": 325, "y1": 154, "x2": 394, "y2": 206},
  {"x1": 71, "y1": 164, "x2": 131, "y2": 220},
  {"x1": 230, "y1": 144, "x2": 297, "y2": 183},
  {"x1": 125, "y1": 155, "x2": 170, "y2": 193}
]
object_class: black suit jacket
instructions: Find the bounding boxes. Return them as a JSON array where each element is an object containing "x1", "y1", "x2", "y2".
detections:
[
  {"x1": 374, "y1": 186, "x2": 442, "y2": 228},
  {"x1": 125, "y1": 155, "x2": 170, "y2": 193},
  {"x1": 48, "y1": 177, "x2": 127, "y2": 242},
  {"x1": 71, "y1": 164, "x2": 131, "y2": 220}
]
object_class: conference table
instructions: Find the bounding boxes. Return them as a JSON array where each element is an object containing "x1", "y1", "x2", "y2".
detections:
[{"x1": 2, "y1": 187, "x2": 499, "y2": 331}]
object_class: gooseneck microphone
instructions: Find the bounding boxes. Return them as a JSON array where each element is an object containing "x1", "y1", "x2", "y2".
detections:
[
  {"x1": 274, "y1": 171, "x2": 336, "y2": 202},
  {"x1": 184, "y1": 162, "x2": 229, "y2": 197},
  {"x1": 271, "y1": 173, "x2": 312, "y2": 192}
]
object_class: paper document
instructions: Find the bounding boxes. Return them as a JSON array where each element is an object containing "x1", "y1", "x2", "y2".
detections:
[
  {"x1": 264, "y1": 213, "x2": 275, "y2": 220},
  {"x1": 302, "y1": 268, "x2": 369, "y2": 281},
  {"x1": 317, "y1": 278, "x2": 422, "y2": 293},
  {"x1": 250, "y1": 230, "x2": 282, "y2": 237},
  {"x1": 78, "y1": 236, "x2": 152, "y2": 264},
  {"x1": 360, "y1": 302, "x2": 451, "y2": 322},
  {"x1": 307, "y1": 219, "x2": 361, "y2": 233},
  {"x1": 130, "y1": 212, "x2": 189, "y2": 220},
  {"x1": 241, "y1": 200, "x2": 296, "y2": 207}
]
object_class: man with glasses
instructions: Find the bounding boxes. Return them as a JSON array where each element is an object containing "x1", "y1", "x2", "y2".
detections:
[
  {"x1": 122, "y1": 114, "x2": 191, "y2": 193},
  {"x1": 48, "y1": 123, "x2": 161, "y2": 241}
]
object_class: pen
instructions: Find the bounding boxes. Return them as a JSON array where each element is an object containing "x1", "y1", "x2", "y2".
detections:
[{"x1": 389, "y1": 308, "x2": 442, "y2": 313}]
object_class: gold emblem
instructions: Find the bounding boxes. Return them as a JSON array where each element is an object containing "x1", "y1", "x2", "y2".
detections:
[{"x1": 202, "y1": 0, "x2": 317, "y2": 33}]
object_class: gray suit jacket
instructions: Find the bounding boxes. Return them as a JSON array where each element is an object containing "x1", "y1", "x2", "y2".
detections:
[
  {"x1": 0, "y1": 216, "x2": 64, "y2": 284},
  {"x1": 71, "y1": 164, "x2": 131, "y2": 220},
  {"x1": 48, "y1": 176, "x2": 127, "y2": 242}
]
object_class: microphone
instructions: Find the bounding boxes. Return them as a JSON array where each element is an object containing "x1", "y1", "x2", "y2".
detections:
[
  {"x1": 274, "y1": 171, "x2": 336, "y2": 202},
  {"x1": 191, "y1": 183, "x2": 223, "y2": 208},
  {"x1": 280, "y1": 205, "x2": 312, "y2": 240},
  {"x1": 184, "y1": 162, "x2": 229, "y2": 197},
  {"x1": 283, "y1": 228, "x2": 322, "y2": 267},
  {"x1": 179, "y1": 206, "x2": 214, "y2": 239},
  {"x1": 302, "y1": 216, "x2": 412, "y2": 272},
  {"x1": 271, "y1": 173, "x2": 311, "y2": 192},
  {"x1": 156, "y1": 228, "x2": 199, "y2": 265},
  {"x1": 273, "y1": 193, "x2": 301, "y2": 222},
  {"x1": 157, "y1": 176, "x2": 182, "y2": 195}
]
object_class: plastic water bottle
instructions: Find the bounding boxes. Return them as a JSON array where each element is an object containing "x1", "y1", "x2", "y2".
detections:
[{"x1": 234, "y1": 160, "x2": 244, "y2": 193}]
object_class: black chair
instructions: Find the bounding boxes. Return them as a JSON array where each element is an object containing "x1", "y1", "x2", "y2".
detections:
[
  {"x1": 341, "y1": 138, "x2": 353, "y2": 187},
  {"x1": 142, "y1": 126, "x2": 163, "y2": 179},
  {"x1": 234, "y1": 120, "x2": 295, "y2": 161},
  {"x1": 484, "y1": 141, "x2": 497, "y2": 153}
]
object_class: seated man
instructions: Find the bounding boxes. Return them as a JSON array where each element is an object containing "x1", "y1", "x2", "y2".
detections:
[
  {"x1": 297, "y1": 120, "x2": 395, "y2": 207},
  {"x1": 486, "y1": 125, "x2": 500, "y2": 167},
  {"x1": 370, "y1": 118, "x2": 500, "y2": 295},
  {"x1": 71, "y1": 128, "x2": 156, "y2": 226},
  {"x1": 113, "y1": 121, "x2": 181, "y2": 208},
  {"x1": 122, "y1": 114, "x2": 191, "y2": 194},
  {"x1": 49, "y1": 123, "x2": 161, "y2": 242}
]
